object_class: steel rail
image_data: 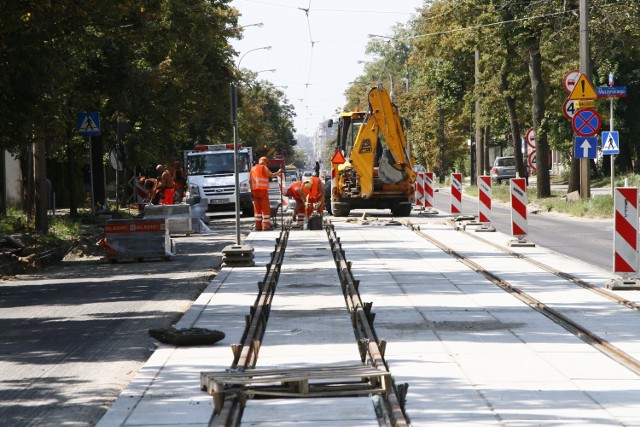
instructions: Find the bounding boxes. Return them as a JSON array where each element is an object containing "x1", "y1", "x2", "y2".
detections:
[
  {"x1": 326, "y1": 221, "x2": 410, "y2": 427},
  {"x1": 406, "y1": 221, "x2": 640, "y2": 378},
  {"x1": 211, "y1": 228, "x2": 290, "y2": 426},
  {"x1": 446, "y1": 218, "x2": 640, "y2": 313}
]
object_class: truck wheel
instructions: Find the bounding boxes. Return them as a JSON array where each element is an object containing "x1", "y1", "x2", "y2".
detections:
[
  {"x1": 332, "y1": 203, "x2": 350, "y2": 217},
  {"x1": 391, "y1": 203, "x2": 412, "y2": 217}
]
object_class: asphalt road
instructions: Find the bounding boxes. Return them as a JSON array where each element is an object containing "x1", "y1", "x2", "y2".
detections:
[
  {"x1": 0, "y1": 215, "x2": 252, "y2": 427},
  {"x1": 432, "y1": 186, "x2": 614, "y2": 271}
]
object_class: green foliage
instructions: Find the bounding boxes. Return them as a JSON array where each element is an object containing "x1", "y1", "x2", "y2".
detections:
[{"x1": 0, "y1": 208, "x2": 29, "y2": 237}]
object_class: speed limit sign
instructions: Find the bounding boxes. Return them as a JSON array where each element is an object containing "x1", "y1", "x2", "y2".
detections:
[{"x1": 563, "y1": 98, "x2": 577, "y2": 120}]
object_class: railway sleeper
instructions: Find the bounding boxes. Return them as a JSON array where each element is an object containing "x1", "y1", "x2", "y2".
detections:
[{"x1": 201, "y1": 364, "x2": 392, "y2": 415}]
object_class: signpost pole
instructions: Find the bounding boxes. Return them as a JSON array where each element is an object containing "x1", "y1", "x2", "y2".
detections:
[
  {"x1": 89, "y1": 135, "x2": 95, "y2": 216},
  {"x1": 579, "y1": 0, "x2": 590, "y2": 199},
  {"x1": 610, "y1": 96, "x2": 615, "y2": 196}
]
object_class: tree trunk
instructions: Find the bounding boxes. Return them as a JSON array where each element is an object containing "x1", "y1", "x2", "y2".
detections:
[
  {"x1": 528, "y1": 34, "x2": 551, "y2": 198},
  {"x1": 500, "y1": 36, "x2": 525, "y2": 179},
  {"x1": 34, "y1": 136, "x2": 48, "y2": 233},
  {"x1": 505, "y1": 97, "x2": 524, "y2": 176},
  {"x1": 91, "y1": 135, "x2": 106, "y2": 210},
  {"x1": 20, "y1": 144, "x2": 34, "y2": 223}
]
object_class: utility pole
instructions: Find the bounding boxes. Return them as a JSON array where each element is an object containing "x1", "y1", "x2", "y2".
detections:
[
  {"x1": 474, "y1": 48, "x2": 483, "y2": 186},
  {"x1": 579, "y1": 0, "x2": 591, "y2": 199}
]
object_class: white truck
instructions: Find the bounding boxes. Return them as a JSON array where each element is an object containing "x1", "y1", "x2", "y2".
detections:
[{"x1": 184, "y1": 144, "x2": 254, "y2": 216}]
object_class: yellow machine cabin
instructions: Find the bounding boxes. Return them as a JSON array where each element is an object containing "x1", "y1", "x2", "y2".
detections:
[{"x1": 329, "y1": 84, "x2": 415, "y2": 217}]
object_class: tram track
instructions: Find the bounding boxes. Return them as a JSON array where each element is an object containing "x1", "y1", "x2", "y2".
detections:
[
  {"x1": 404, "y1": 219, "x2": 640, "y2": 378},
  {"x1": 206, "y1": 221, "x2": 410, "y2": 426},
  {"x1": 448, "y1": 218, "x2": 640, "y2": 313}
]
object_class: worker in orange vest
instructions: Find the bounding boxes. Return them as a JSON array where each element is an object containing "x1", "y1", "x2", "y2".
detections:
[
  {"x1": 249, "y1": 157, "x2": 282, "y2": 231},
  {"x1": 300, "y1": 176, "x2": 325, "y2": 215},
  {"x1": 284, "y1": 180, "x2": 306, "y2": 227}
]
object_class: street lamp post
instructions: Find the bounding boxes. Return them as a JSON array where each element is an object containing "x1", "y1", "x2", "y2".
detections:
[
  {"x1": 230, "y1": 45, "x2": 272, "y2": 246},
  {"x1": 238, "y1": 46, "x2": 272, "y2": 70}
]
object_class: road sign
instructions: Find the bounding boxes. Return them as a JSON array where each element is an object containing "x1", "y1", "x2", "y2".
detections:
[
  {"x1": 563, "y1": 69, "x2": 580, "y2": 94},
  {"x1": 525, "y1": 127, "x2": 535, "y2": 148},
  {"x1": 331, "y1": 150, "x2": 346, "y2": 164},
  {"x1": 574, "y1": 100, "x2": 596, "y2": 109},
  {"x1": 572, "y1": 108, "x2": 601, "y2": 136},
  {"x1": 596, "y1": 86, "x2": 627, "y2": 98},
  {"x1": 528, "y1": 150, "x2": 536, "y2": 171},
  {"x1": 77, "y1": 112, "x2": 100, "y2": 136},
  {"x1": 574, "y1": 136, "x2": 598, "y2": 159},
  {"x1": 568, "y1": 73, "x2": 597, "y2": 100},
  {"x1": 562, "y1": 98, "x2": 577, "y2": 120},
  {"x1": 602, "y1": 131, "x2": 620, "y2": 155}
]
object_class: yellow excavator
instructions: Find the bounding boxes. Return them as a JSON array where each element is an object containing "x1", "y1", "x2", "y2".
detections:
[{"x1": 328, "y1": 84, "x2": 416, "y2": 217}]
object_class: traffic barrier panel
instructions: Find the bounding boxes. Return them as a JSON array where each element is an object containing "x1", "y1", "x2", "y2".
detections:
[
  {"x1": 144, "y1": 204, "x2": 192, "y2": 236},
  {"x1": 414, "y1": 172, "x2": 425, "y2": 207},
  {"x1": 100, "y1": 218, "x2": 173, "y2": 261},
  {"x1": 450, "y1": 173, "x2": 462, "y2": 214},
  {"x1": 510, "y1": 178, "x2": 528, "y2": 238},
  {"x1": 613, "y1": 187, "x2": 638, "y2": 276},
  {"x1": 424, "y1": 172, "x2": 435, "y2": 208},
  {"x1": 478, "y1": 175, "x2": 492, "y2": 224}
]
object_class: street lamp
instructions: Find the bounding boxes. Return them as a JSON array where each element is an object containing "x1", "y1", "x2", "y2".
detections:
[
  {"x1": 255, "y1": 68, "x2": 276, "y2": 74},
  {"x1": 238, "y1": 46, "x2": 272, "y2": 69},
  {"x1": 240, "y1": 22, "x2": 264, "y2": 29}
]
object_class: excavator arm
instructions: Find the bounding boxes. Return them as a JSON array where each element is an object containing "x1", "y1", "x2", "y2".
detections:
[{"x1": 349, "y1": 84, "x2": 416, "y2": 198}]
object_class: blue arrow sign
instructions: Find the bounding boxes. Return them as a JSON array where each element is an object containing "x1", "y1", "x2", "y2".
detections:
[
  {"x1": 596, "y1": 86, "x2": 627, "y2": 98},
  {"x1": 77, "y1": 112, "x2": 100, "y2": 136},
  {"x1": 602, "y1": 131, "x2": 619, "y2": 155},
  {"x1": 574, "y1": 136, "x2": 598, "y2": 159}
]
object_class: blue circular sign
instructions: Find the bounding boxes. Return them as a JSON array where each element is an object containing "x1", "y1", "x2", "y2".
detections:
[{"x1": 572, "y1": 108, "x2": 601, "y2": 137}]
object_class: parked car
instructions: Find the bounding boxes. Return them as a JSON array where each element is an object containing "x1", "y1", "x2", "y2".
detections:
[
  {"x1": 490, "y1": 156, "x2": 517, "y2": 183},
  {"x1": 285, "y1": 171, "x2": 298, "y2": 181}
]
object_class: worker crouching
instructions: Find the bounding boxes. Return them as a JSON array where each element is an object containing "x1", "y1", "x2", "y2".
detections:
[{"x1": 285, "y1": 176, "x2": 325, "y2": 228}]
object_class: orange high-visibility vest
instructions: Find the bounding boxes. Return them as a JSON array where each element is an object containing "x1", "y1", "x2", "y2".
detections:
[
  {"x1": 286, "y1": 181, "x2": 304, "y2": 200},
  {"x1": 250, "y1": 164, "x2": 270, "y2": 192},
  {"x1": 301, "y1": 176, "x2": 321, "y2": 201}
]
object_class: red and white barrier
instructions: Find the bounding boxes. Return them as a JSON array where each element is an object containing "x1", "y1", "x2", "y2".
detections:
[
  {"x1": 478, "y1": 175, "x2": 492, "y2": 224},
  {"x1": 425, "y1": 172, "x2": 435, "y2": 208},
  {"x1": 414, "y1": 172, "x2": 425, "y2": 207},
  {"x1": 613, "y1": 187, "x2": 638, "y2": 275},
  {"x1": 450, "y1": 173, "x2": 462, "y2": 214},
  {"x1": 510, "y1": 178, "x2": 528, "y2": 238}
]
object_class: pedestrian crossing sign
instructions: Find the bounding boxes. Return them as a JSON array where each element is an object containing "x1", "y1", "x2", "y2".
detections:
[
  {"x1": 602, "y1": 131, "x2": 619, "y2": 155},
  {"x1": 77, "y1": 112, "x2": 101, "y2": 136}
]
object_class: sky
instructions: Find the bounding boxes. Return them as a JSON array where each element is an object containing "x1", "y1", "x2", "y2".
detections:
[{"x1": 229, "y1": 0, "x2": 425, "y2": 137}]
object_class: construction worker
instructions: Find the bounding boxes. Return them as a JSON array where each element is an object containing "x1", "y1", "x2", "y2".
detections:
[
  {"x1": 155, "y1": 164, "x2": 175, "y2": 205},
  {"x1": 300, "y1": 176, "x2": 325, "y2": 215},
  {"x1": 284, "y1": 180, "x2": 306, "y2": 227},
  {"x1": 170, "y1": 160, "x2": 187, "y2": 203},
  {"x1": 249, "y1": 157, "x2": 282, "y2": 231}
]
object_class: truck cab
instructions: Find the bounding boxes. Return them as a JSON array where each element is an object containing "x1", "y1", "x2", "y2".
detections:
[{"x1": 184, "y1": 144, "x2": 254, "y2": 216}]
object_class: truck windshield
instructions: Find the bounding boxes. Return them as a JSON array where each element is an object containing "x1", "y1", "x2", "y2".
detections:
[
  {"x1": 339, "y1": 116, "x2": 364, "y2": 157},
  {"x1": 187, "y1": 152, "x2": 250, "y2": 175}
]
